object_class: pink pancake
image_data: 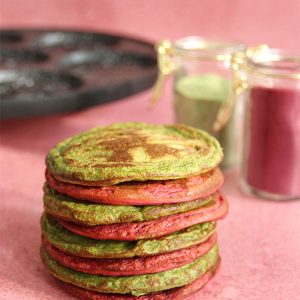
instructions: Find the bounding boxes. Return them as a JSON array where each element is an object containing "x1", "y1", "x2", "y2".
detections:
[
  {"x1": 42, "y1": 234, "x2": 217, "y2": 276},
  {"x1": 61, "y1": 259, "x2": 220, "y2": 300},
  {"x1": 58, "y1": 194, "x2": 228, "y2": 241},
  {"x1": 46, "y1": 168, "x2": 224, "y2": 205}
]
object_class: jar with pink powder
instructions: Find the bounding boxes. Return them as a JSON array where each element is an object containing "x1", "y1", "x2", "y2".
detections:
[{"x1": 239, "y1": 48, "x2": 300, "y2": 200}]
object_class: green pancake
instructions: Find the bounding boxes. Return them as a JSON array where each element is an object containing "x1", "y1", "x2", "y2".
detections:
[
  {"x1": 41, "y1": 214, "x2": 216, "y2": 258},
  {"x1": 43, "y1": 185, "x2": 214, "y2": 226},
  {"x1": 46, "y1": 122, "x2": 223, "y2": 185},
  {"x1": 41, "y1": 243, "x2": 219, "y2": 296}
]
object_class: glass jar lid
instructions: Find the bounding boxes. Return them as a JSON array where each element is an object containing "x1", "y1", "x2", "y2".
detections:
[
  {"x1": 173, "y1": 36, "x2": 246, "y2": 61},
  {"x1": 247, "y1": 48, "x2": 300, "y2": 80}
]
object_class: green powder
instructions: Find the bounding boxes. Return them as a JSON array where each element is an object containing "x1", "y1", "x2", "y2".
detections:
[
  {"x1": 176, "y1": 74, "x2": 230, "y2": 101},
  {"x1": 174, "y1": 74, "x2": 238, "y2": 168}
]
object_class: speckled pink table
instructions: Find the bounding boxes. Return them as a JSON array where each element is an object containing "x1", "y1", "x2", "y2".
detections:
[{"x1": 1, "y1": 89, "x2": 300, "y2": 300}]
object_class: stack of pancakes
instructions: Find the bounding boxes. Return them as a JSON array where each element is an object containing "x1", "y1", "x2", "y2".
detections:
[{"x1": 41, "y1": 122, "x2": 228, "y2": 300}]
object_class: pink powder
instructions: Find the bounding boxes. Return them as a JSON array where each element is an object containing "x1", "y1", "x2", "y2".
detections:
[{"x1": 245, "y1": 86, "x2": 300, "y2": 196}]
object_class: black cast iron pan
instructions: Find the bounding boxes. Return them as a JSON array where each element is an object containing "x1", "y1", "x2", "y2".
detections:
[{"x1": 0, "y1": 29, "x2": 157, "y2": 119}]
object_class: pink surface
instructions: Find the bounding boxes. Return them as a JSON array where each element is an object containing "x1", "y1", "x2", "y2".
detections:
[
  {"x1": 1, "y1": 89, "x2": 300, "y2": 300},
  {"x1": 1, "y1": 1, "x2": 300, "y2": 299},
  {"x1": 1, "y1": 0, "x2": 300, "y2": 50}
]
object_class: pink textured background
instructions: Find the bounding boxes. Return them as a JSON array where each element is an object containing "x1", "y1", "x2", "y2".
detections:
[
  {"x1": 1, "y1": 0, "x2": 300, "y2": 50},
  {"x1": 1, "y1": 1, "x2": 300, "y2": 300}
]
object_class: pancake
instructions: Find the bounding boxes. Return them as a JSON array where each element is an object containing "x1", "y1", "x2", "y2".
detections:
[
  {"x1": 41, "y1": 214, "x2": 216, "y2": 258},
  {"x1": 46, "y1": 122, "x2": 223, "y2": 186},
  {"x1": 43, "y1": 184, "x2": 216, "y2": 226},
  {"x1": 40, "y1": 243, "x2": 219, "y2": 295},
  {"x1": 45, "y1": 167, "x2": 224, "y2": 205},
  {"x1": 58, "y1": 194, "x2": 227, "y2": 240},
  {"x1": 62, "y1": 260, "x2": 219, "y2": 300},
  {"x1": 42, "y1": 233, "x2": 217, "y2": 276}
]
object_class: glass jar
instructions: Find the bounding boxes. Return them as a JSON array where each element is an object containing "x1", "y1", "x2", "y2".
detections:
[
  {"x1": 239, "y1": 48, "x2": 300, "y2": 200},
  {"x1": 152, "y1": 37, "x2": 246, "y2": 169}
]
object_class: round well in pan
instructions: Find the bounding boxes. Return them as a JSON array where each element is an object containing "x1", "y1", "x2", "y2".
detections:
[
  {"x1": 0, "y1": 69, "x2": 83, "y2": 101},
  {"x1": 59, "y1": 50, "x2": 156, "y2": 69},
  {"x1": 34, "y1": 32, "x2": 120, "y2": 49},
  {"x1": 0, "y1": 49, "x2": 49, "y2": 67}
]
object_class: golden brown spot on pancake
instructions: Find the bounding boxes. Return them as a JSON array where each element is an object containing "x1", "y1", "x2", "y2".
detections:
[
  {"x1": 143, "y1": 142, "x2": 186, "y2": 159},
  {"x1": 196, "y1": 145, "x2": 210, "y2": 156},
  {"x1": 96, "y1": 131, "x2": 184, "y2": 163}
]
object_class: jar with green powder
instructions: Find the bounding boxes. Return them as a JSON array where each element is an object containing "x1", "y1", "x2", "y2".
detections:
[{"x1": 152, "y1": 37, "x2": 246, "y2": 168}]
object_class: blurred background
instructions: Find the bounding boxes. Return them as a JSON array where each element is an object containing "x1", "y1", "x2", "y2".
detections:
[
  {"x1": 1, "y1": 2, "x2": 300, "y2": 300},
  {"x1": 1, "y1": 0, "x2": 300, "y2": 50}
]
